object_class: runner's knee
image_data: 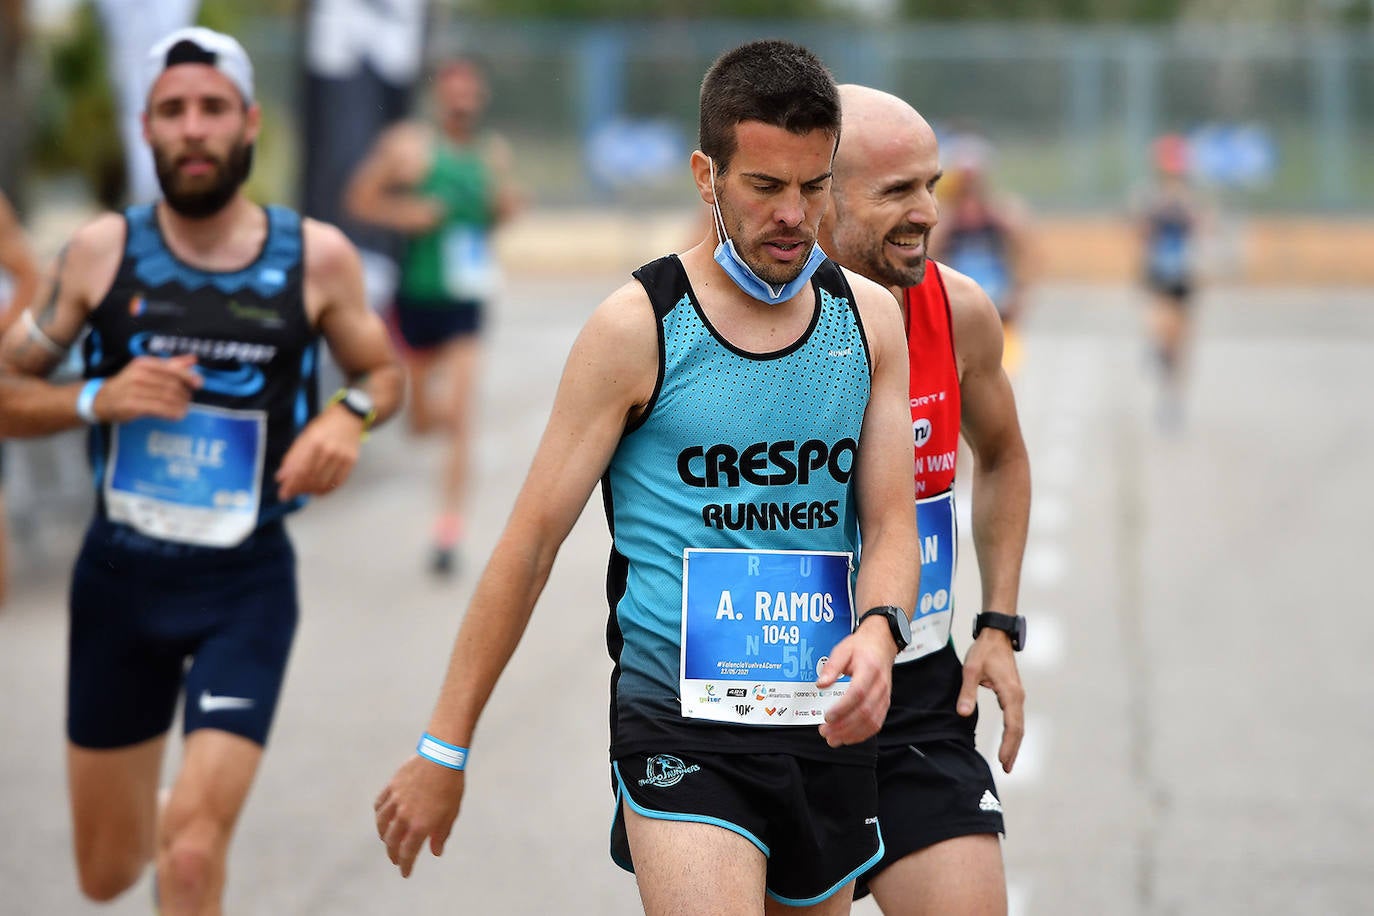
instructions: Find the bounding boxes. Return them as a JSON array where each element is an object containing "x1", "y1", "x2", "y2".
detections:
[
  {"x1": 75, "y1": 851, "x2": 145, "y2": 902},
  {"x1": 160, "y1": 818, "x2": 224, "y2": 903}
]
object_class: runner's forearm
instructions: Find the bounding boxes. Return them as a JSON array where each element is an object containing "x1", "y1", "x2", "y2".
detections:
[
  {"x1": 970, "y1": 449, "x2": 1030, "y2": 613},
  {"x1": 424, "y1": 530, "x2": 560, "y2": 747},
  {"x1": 0, "y1": 375, "x2": 86, "y2": 437}
]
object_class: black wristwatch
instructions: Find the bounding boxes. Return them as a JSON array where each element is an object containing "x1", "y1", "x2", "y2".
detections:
[
  {"x1": 857, "y1": 605, "x2": 912, "y2": 652},
  {"x1": 972, "y1": 612, "x2": 1026, "y2": 652}
]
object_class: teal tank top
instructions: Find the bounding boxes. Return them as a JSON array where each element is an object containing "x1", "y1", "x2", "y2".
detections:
[{"x1": 604, "y1": 254, "x2": 875, "y2": 761}]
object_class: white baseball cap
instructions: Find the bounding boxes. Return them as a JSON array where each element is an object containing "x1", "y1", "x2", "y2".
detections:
[{"x1": 144, "y1": 27, "x2": 255, "y2": 107}]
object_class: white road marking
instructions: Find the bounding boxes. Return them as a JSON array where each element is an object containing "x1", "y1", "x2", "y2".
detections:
[
  {"x1": 1019, "y1": 612, "x2": 1063, "y2": 671},
  {"x1": 1008, "y1": 878, "x2": 1031, "y2": 916},
  {"x1": 1002, "y1": 714, "x2": 1049, "y2": 786},
  {"x1": 1023, "y1": 544, "x2": 1067, "y2": 588},
  {"x1": 1029, "y1": 494, "x2": 1069, "y2": 535}
]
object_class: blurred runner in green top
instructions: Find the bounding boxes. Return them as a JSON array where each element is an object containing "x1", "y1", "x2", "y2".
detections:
[{"x1": 348, "y1": 58, "x2": 521, "y2": 576}]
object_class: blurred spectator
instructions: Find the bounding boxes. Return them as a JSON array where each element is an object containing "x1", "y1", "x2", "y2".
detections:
[
  {"x1": 93, "y1": 0, "x2": 201, "y2": 204},
  {"x1": 346, "y1": 58, "x2": 521, "y2": 577},
  {"x1": 300, "y1": 0, "x2": 430, "y2": 313},
  {"x1": 0, "y1": 189, "x2": 42, "y2": 607},
  {"x1": 930, "y1": 130, "x2": 1031, "y2": 375}
]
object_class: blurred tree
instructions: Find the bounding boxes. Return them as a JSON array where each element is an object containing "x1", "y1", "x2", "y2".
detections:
[
  {"x1": 31, "y1": 3, "x2": 125, "y2": 208},
  {"x1": 0, "y1": 0, "x2": 26, "y2": 202}
]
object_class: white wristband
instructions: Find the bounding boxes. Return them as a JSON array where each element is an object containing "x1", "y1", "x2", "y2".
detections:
[
  {"x1": 74, "y1": 379, "x2": 104, "y2": 425},
  {"x1": 75, "y1": 378, "x2": 104, "y2": 424},
  {"x1": 417, "y1": 733, "x2": 468, "y2": 771}
]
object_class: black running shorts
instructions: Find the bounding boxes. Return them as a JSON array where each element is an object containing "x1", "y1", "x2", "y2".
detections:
[
  {"x1": 854, "y1": 736, "x2": 1005, "y2": 899},
  {"x1": 611, "y1": 750, "x2": 882, "y2": 906}
]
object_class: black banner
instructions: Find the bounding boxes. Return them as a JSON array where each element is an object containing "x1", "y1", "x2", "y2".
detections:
[{"x1": 298, "y1": 0, "x2": 430, "y2": 272}]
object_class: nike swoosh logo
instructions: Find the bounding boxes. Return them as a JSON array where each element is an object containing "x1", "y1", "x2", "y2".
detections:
[{"x1": 198, "y1": 690, "x2": 255, "y2": 714}]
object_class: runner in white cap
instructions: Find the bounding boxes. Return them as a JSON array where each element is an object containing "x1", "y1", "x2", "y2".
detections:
[{"x1": 0, "y1": 26, "x2": 403, "y2": 914}]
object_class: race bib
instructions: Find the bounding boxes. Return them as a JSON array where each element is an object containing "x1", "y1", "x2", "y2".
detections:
[
  {"x1": 951, "y1": 245, "x2": 1009, "y2": 305},
  {"x1": 895, "y1": 489, "x2": 957, "y2": 664},
  {"x1": 1149, "y1": 234, "x2": 1189, "y2": 282},
  {"x1": 680, "y1": 548, "x2": 854, "y2": 726},
  {"x1": 441, "y1": 225, "x2": 499, "y2": 301},
  {"x1": 105, "y1": 404, "x2": 265, "y2": 548}
]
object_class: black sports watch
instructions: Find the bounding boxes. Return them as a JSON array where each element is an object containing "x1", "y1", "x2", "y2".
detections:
[
  {"x1": 858, "y1": 605, "x2": 913, "y2": 652},
  {"x1": 972, "y1": 612, "x2": 1026, "y2": 652}
]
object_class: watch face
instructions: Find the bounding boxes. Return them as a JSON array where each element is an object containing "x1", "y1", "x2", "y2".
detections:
[
  {"x1": 893, "y1": 608, "x2": 913, "y2": 644},
  {"x1": 344, "y1": 389, "x2": 375, "y2": 415}
]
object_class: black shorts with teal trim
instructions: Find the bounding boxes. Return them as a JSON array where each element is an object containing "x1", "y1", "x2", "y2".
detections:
[
  {"x1": 67, "y1": 517, "x2": 299, "y2": 749},
  {"x1": 611, "y1": 750, "x2": 882, "y2": 907},
  {"x1": 853, "y1": 736, "x2": 1005, "y2": 899}
]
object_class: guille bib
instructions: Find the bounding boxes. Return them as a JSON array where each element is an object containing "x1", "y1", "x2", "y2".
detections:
[{"x1": 104, "y1": 404, "x2": 266, "y2": 548}]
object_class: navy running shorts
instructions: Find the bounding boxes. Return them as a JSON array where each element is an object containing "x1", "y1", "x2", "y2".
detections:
[
  {"x1": 394, "y1": 295, "x2": 484, "y2": 350},
  {"x1": 853, "y1": 736, "x2": 1006, "y2": 899},
  {"x1": 67, "y1": 518, "x2": 299, "y2": 749},
  {"x1": 1146, "y1": 274, "x2": 1194, "y2": 304},
  {"x1": 611, "y1": 750, "x2": 882, "y2": 907}
]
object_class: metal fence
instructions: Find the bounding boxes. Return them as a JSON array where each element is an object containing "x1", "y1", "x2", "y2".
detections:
[{"x1": 240, "y1": 18, "x2": 1374, "y2": 215}]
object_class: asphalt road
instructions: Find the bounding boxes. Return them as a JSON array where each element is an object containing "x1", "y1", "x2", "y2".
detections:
[{"x1": 2, "y1": 273, "x2": 1371, "y2": 915}]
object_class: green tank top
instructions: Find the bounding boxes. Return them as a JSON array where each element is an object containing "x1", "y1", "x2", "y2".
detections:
[{"x1": 398, "y1": 139, "x2": 497, "y2": 303}]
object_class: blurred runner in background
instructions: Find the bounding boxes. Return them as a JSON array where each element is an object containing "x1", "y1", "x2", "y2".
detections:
[
  {"x1": 930, "y1": 130, "x2": 1031, "y2": 376},
  {"x1": 1133, "y1": 133, "x2": 1207, "y2": 430},
  {"x1": 346, "y1": 57, "x2": 521, "y2": 578}
]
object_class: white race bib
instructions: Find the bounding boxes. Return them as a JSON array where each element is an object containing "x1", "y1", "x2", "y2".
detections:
[
  {"x1": 441, "y1": 225, "x2": 499, "y2": 301},
  {"x1": 105, "y1": 404, "x2": 265, "y2": 548}
]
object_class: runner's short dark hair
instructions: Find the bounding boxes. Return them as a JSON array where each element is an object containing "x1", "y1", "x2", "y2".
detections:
[{"x1": 699, "y1": 39, "x2": 840, "y2": 174}]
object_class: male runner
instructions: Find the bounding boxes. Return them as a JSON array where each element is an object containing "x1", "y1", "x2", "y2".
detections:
[
  {"x1": 821, "y1": 85, "x2": 1032, "y2": 916},
  {"x1": 346, "y1": 57, "x2": 520, "y2": 576},
  {"x1": 0, "y1": 27, "x2": 403, "y2": 915},
  {"x1": 0, "y1": 188, "x2": 40, "y2": 607},
  {"x1": 375, "y1": 41, "x2": 918, "y2": 915}
]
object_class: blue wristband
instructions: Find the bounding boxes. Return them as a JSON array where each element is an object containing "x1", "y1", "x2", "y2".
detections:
[
  {"x1": 417, "y1": 732, "x2": 468, "y2": 771},
  {"x1": 75, "y1": 378, "x2": 105, "y2": 424}
]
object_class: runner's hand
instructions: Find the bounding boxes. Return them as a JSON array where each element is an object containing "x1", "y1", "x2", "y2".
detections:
[
  {"x1": 816, "y1": 618, "x2": 897, "y2": 747},
  {"x1": 958, "y1": 631, "x2": 1025, "y2": 773},
  {"x1": 275, "y1": 407, "x2": 364, "y2": 500},
  {"x1": 375, "y1": 756, "x2": 465, "y2": 877},
  {"x1": 94, "y1": 354, "x2": 201, "y2": 422}
]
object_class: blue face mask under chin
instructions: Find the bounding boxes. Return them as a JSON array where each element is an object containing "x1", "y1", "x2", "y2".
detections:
[{"x1": 709, "y1": 158, "x2": 827, "y2": 304}]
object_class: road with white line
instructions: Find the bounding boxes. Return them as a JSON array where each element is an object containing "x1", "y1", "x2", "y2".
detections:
[{"x1": 2, "y1": 274, "x2": 1371, "y2": 915}]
